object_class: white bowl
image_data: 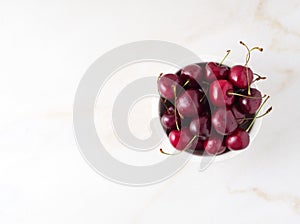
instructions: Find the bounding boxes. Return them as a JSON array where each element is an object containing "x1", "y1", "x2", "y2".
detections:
[{"x1": 155, "y1": 55, "x2": 263, "y2": 162}]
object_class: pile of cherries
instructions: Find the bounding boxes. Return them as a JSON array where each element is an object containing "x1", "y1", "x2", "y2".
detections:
[{"x1": 157, "y1": 42, "x2": 271, "y2": 156}]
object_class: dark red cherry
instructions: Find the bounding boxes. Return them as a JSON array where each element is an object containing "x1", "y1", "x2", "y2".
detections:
[
  {"x1": 205, "y1": 62, "x2": 229, "y2": 82},
  {"x1": 189, "y1": 115, "x2": 211, "y2": 140},
  {"x1": 212, "y1": 107, "x2": 238, "y2": 135},
  {"x1": 228, "y1": 65, "x2": 254, "y2": 89},
  {"x1": 157, "y1": 73, "x2": 182, "y2": 100},
  {"x1": 199, "y1": 99, "x2": 211, "y2": 115},
  {"x1": 226, "y1": 128, "x2": 250, "y2": 150},
  {"x1": 181, "y1": 64, "x2": 203, "y2": 88},
  {"x1": 203, "y1": 135, "x2": 226, "y2": 155},
  {"x1": 238, "y1": 88, "x2": 262, "y2": 114},
  {"x1": 176, "y1": 89, "x2": 204, "y2": 117},
  {"x1": 231, "y1": 105, "x2": 246, "y2": 125},
  {"x1": 209, "y1": 80, "x2": 235, "y2": 106},
  {"x1": 192, "y1": 139, "x2": 204, "y2": 150},
  {"x1": 188, "y1": 138, "x2": 204, "y2": 155},
  {"x1": 168, "y1": 128, "x2": 192, "y2": 150},
  {"x1": 160, "y1": 111, "x2": 176, "y2": 130}
]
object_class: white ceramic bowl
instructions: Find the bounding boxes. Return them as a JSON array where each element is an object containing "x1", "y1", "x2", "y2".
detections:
[{"x1": 155, "y1": 55, "x2": 262, "y2": 162}]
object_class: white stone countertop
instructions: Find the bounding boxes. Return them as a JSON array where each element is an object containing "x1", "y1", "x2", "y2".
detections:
[{"x1": 0, "y1": 0, "x2": 300, "y2": 223}]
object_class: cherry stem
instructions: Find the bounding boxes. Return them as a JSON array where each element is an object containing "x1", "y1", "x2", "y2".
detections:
[
  {"x1": 237, "y1": 107, "x2": 272, "y2": 123},
  {"x1": 237, "y1": 106, "x2": 272, "y2": 122},
  {"x1": 240, "y1": 41, "x2": 251, "y2": 95},
  {"x1": 183, "y1": 80, "x2": 190, "y2": 87},
  {"x1": 227, "y1": 91, "x2": 267, "y2": 99},
  {"x1": 160, "y1": 135, "x2": 198, "y2": 156},
  {"x1": 252, "y1": 73, "x2": 267, "y2": 83},
  {"x1": 240, "y1": 41, "x2": 250, "y2": 65},
  {"x1": 160, "y1": 148, "x2": 180, "y2": 155},
  {"x1": 219, "y1": 50, "x2": 231, "y2": 65},
  {"x1": 239, "y1": 41, "x2": 263, "y2": 95},
  {"x1": 158, "y1": 73, "x2": 163, "y2": 80},
  {"x1": 246, "y1": 96, "x2": 270, "y2": 132},
  {"x1": 251, "y1": 47, "x2": 264, "y2": 52},
  {"x1": 260, "y1": 106, "x2": 272, "y2": 117},
  {"x1": 173, "y1": 86, "x2": 180, "y2": 131}
]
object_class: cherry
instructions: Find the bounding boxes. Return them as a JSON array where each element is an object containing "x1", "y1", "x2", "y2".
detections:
[
  {"x1": 176, "y1": 89, "x2": 204, "y2": 117},
  {"x1": 192, "y1": 139, "x2": 204, "y2": 150},
  {"x1": 228, "y1": 41, "x2": 263, "y2": 93},
  {"x1": 231, "y1": 105, "x2": 246, "y2": 125},
  {"x1": 189, "y1": 115, "x2": 211, "y2": 140},
  {"x1": 212, "y1": 107, "x2": 238, "y2": 135},
  {"x1": 203, "y1": 135, "x2": 226, "y2": 155},
  {"x1": 204, "y1": 50, "x2": 231, "y2": 82},
  {"x1": 181, "y1": 64, "x2": 203, "y2": 88},
  {"x1": 168, "y1": 128, "x2": 193, "y2": 151},
  {"x1": 159, "y1": 99, "x2": 173, "y2": 116},
  {"x1": 158, "y1": 42, "x2": 270, "y2": 157},
  {"x1": 226, "y1": 128, "x2": 250, "y2": 150},
  {"x1": 228, "y1": 65, "x2": 254, "y2": 89},
  {"x1": 160, "y1": 110, "x2": 177, "y2": 130},
  {"x1": 209, "y1": 80, "x2": 235, "y2": 106},
  {"x1": 189, "y1": 138, "x2": 204, "y2": 155},
  {"x1": 205, "y1": 62, "x2": 229, "y2": 82},
  {"x1": 157, "y1": 73, "x2": 182, "y2": 100},
  {"x1": 238, "y1": 88, "x2": 262, "y2": 114}
]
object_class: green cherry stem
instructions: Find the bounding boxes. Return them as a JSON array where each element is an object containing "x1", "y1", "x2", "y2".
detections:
[
  {"x1": 240, "y1": 41, "x2": 251, "y2": 95},
  {"x1": 237, "y1": 106, "x2": 273, "y2": 122},
  {"x1": 239, "y1": 41, "x2": 263, "y2": 95},
  {"x1": 219, "y1": 50, "x2": 231, "y2": 65},
  {"x1": 246, "y1": 96, "x2": 270, "y2": 132},
  {"x1": 258, "y1": 106, "x2": 272, "y2": 117},
  {"x1": 227, "y1": 92, "x2": 267, "y2": 99}
]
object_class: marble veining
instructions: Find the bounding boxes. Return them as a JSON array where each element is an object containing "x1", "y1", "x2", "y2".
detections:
[
  {"x1": 228, "y1": 187, "x2": 300, "y2": 214},
  {"x1": 1, "y1": 0, "x2": 300, "y2": 223}
]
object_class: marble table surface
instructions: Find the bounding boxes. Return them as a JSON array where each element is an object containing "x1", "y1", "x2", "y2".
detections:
[{"x1": 1, "y1": 0, "x2": 300, "y2": 223}]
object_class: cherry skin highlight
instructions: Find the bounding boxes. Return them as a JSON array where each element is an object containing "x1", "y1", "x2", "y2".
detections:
[
  {"x1": 228, "y1": 65, "x2": 254, "y2": 89},
  {"x1": 209, "y1": 80, "x2": 235, "y2": 106},
  {"x1": 226, "y1": 128, "x2": 250, "y2": 150},
  {"x1": 205, "y1": 62, "x2": 229, "y2": 82},
  {"x1": 157, "y1": 73, "x2": 182, "y2": 100},
  {"x1": 238, "y1": 88, "x2": 262, "y2": 114}
]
